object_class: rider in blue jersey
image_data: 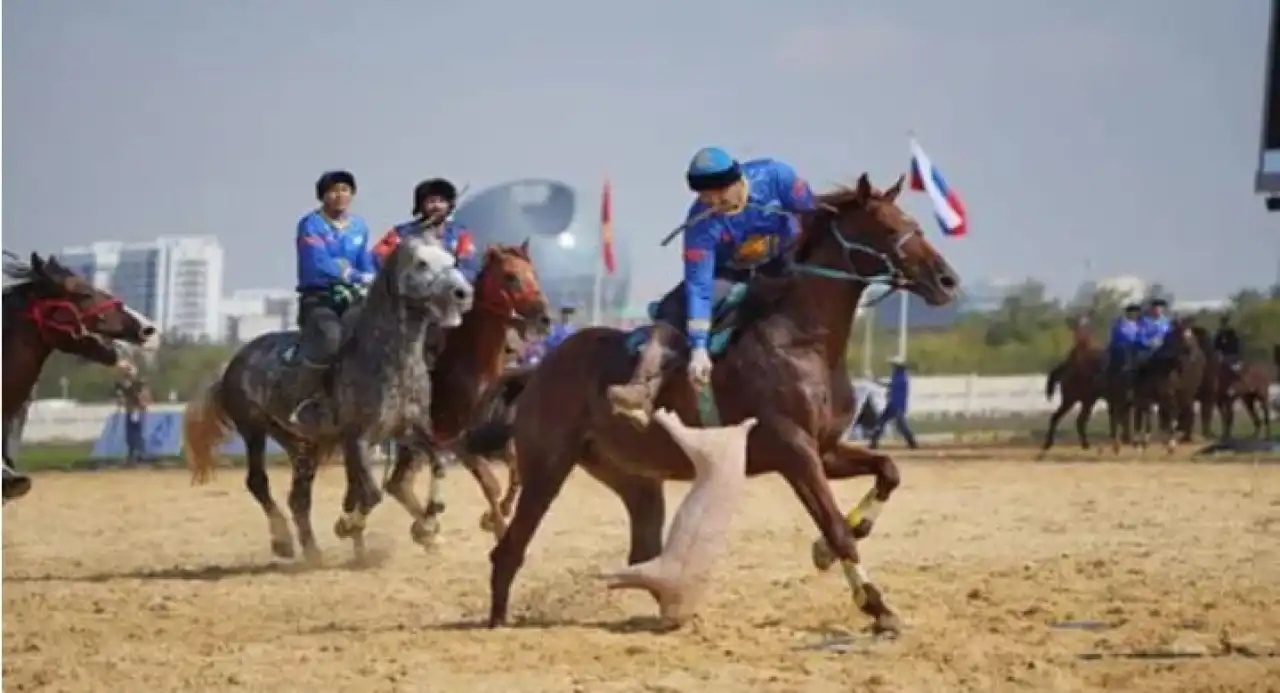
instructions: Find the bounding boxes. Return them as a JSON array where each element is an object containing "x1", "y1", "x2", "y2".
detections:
[
  {"x1": 1138, "y1": 298, "x2": 1172, "y2": 352},
  {"x1": 543, "y1": 305, "x2": 578, "y2": 351},
  {"x1": 607, "y1": 146, "x2": 816, "y2": 419},
  {"x1": 1107, "y1": 303, "x2": 1143, "y2": 373},
  {"x1": 292, "y1": 169, "x2": 376, "y2": 425}
]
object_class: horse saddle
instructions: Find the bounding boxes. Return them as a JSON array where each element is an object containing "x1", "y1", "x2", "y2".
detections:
[
  {"x1": 635, "y1": 282, "x2": 749, "y2": 357},
  {"x1": 279, "y1": 304, "x2": 365, "y2": 366}
]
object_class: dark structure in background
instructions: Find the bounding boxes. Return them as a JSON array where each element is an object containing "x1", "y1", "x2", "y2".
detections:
[
  {"x1": 1257, "y1": 0, "x2": 1280, "y2": 209},
  {"x1": 454, "y1": 179, "x2": 630, "y2": 321}
]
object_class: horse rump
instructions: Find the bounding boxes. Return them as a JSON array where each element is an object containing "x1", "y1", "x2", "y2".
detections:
[{"x1": 184, "y1": 377, "x2": 233, "y2": 486}]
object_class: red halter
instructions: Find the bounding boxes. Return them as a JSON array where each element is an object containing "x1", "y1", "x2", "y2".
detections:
[
  {"x1": 477, "y1": 265, "x2": 539, "y2": 317},
  {"x1": 25, "y1": 296, "x2": 123, "y2": 345}
]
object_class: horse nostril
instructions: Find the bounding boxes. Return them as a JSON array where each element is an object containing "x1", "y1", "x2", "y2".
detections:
[
  {"x1": 938, "y1": 274, "x2": 958, "y2": 291},
  {"x1": 452, "y1": 288, "x2": 470, "y2": 302},
  {"x1": 141, "y1": 326, "x2": 158, "y2": 338},
  {"x1": 539, "y1": 314, "x2": 552, "y2": 328}
]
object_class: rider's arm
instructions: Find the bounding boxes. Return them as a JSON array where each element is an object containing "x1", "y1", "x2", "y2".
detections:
[
  {"x1": 683, "y1": 215, "x2": 718, "y2": 351},
  {"x1": 351, "y1": 220, "x2": 377, "y2": 276},
  {"x1": 454, "y1": 229, "x2": 481, "y2": 283},
  {"x1": 297, "y1": 214, "x2": 351, "y2": 286},
  {"x1": 771, "y1": 159, "x2": 816, "y2": 214}
]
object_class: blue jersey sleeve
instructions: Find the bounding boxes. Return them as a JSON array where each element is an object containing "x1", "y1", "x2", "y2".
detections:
[
  {"x1": 351, "y1": 218, "x2": 376, "y2": 275},
  {"x1": 770, "y1": 160, "x2": 815, "y2": 213},
  {"x1": 296, "y1": 214, "x2": 350, "y2": 287},
  {"x1": 682, "y1": 206, "x2": 718, "y2": 350}
]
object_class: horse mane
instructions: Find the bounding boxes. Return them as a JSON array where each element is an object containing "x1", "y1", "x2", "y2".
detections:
[{"x1": 3, "y1": 252, "x2": 39, "y2": 293}]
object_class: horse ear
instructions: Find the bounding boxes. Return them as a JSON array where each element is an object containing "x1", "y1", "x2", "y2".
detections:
[
  {"x1": 883, "y1": 174, "x2": 906, "y2": 202},
  {"x1": 29, "y1": 252, "x2": 45, "y2": 274},
  {"x1": 855, "y1": 173, "x2": 873, "y2": 202},
  {"x1": 519, "y1": 237, "x2": 530, "y2": 256}
]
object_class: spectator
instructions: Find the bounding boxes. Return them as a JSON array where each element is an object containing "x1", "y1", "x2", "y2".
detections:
[
  {"x1": 846, "y1": 377, "x2": 885, "y2": 441},
  {"x1": 870, "y1": 357, "x2": 919, "y2": 450},
  {"x1": 114, "y1": 361, "x2": 152, "y2": 465}
]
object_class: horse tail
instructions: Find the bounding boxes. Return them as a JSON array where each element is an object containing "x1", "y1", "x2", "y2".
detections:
[
  {"x1": 1045, "y1": 362, "x2": 1066, "y2": 401},
  {"x1": 459, "y1": 366, "x2": 533, "y2": 458},
  {"x1": 184, "y1": 376, "x2": 232, "y2": 486}
]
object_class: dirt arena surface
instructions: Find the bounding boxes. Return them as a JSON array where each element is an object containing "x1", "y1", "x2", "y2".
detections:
[{"x1": 4, "y1": 457, "x2": 1279, "y2": 693}]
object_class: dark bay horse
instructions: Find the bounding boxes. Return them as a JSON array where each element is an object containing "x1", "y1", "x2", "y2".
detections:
[
  {"x1": 1216, "y1": 357, "x2": 1274, "y2": 440},
  {"x1": 464, "y1": 174, "x2": 960, "y2": 634},
  {"x1": 381, "y1": 242, "x2": 550, "y2": 547},
  {"x1": 1040, "y1": 334, "x2": 1105, "y2": 455},
  {"x1": 183, "y1": 236, "x2": 474, "y2": 563},
  {"x1": 3, "y1": 252, "x2": 157, "y2": 502},
  {"x1": 1130, "y1": 320, "x2": 1203, "y2": 454}
]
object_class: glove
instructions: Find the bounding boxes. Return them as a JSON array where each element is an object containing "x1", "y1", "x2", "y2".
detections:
[
  {"x1": 330, "y1": 284, "x2": 356, "y2": 306},
  {"x1": 688, "y1": 347, "x2": 713, "y2": 386}
]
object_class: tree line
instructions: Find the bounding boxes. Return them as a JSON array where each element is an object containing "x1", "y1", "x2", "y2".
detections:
[{"x1": 33, "y1": 283, "x2": 1280, "y2": 402}]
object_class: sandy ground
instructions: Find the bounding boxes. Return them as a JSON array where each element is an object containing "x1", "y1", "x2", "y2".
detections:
[{"x1": 3, "y1": 455, "x2": 1279, "y2": 693}]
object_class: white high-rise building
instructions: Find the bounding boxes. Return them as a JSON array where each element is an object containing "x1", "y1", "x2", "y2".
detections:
[{"x1": 59, "y1": 236, "x2": 225, "y2": 341}]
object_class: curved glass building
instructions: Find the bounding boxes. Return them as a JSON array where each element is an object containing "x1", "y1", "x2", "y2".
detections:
[{"x1": 453, "y1": 179, "x2": 630, "y2": 322}]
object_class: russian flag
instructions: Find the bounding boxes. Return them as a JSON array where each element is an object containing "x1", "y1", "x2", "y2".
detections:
[{"x1": 908, "y1": 138, "x2": 967, "y2": 237}]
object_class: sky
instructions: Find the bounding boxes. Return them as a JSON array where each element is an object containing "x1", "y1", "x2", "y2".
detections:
[{"x1": 3, "y1": 0, "x2": 1277, "y2": 303}]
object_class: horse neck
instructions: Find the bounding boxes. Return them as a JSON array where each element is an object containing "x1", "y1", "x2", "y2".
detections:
[
  {"x1": 2, "y1": 315, "x2": 52, "y2": 422},
  {"x1": 787, "y1": 272, "x2": 866, "y2": 369},
  {"x1": 349, "y1": 292, "x2": 433, "y2": 373},
  {"x1": 442, "y1": 306, "x2": 509, "y2": 377}
]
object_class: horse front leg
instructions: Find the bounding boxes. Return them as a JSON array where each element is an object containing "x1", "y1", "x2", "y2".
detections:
[
  {"x1": 333, "y1": 433, "x2": 384, "y2": 563},
  {"x1": 817, "y1": 442, "x2": 901, "y2": 552},
  {"x1": 769, "y1": 425, "x2": 900, "y2": 636}
]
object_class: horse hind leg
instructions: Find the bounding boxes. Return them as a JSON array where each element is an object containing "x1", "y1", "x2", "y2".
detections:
[
  {"x1": 1076, "y1": 399, "x2": 1097, "y2": 451},
  {"x1": 242, "y1": 428, "x2": 294, "y2": 559}
]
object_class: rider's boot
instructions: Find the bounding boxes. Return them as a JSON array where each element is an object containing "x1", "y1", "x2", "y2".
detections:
[
  {"x1": 2, "y1": 463, "x2": 33, "y2": 503},
  {"x1": 289, "y1": 359, "x2": 331, "y2": 431},
  {"x1": 607, "y1": 331, "x2": 669, "y2": 428}
]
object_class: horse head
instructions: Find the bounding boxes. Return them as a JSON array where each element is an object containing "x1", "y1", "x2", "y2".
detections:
[
  {"x1": 377, "y1": 235, "x2": 474, "y2": 328},
  {"x1": 802, "y1": 173, "x2": 960, "y2": 306},
  {"x1": 3, "y1": 251, "x2": 158, "y2": 364},
  {"x1": 475, "y1": 239, "x2": 551, "y2": 340}
]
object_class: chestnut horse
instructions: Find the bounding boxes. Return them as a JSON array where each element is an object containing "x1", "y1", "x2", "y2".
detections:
[
  {"x1": 3, "y1": 252, "x2": 157, "y2": 502},
  {"x1": 381, "y1": 242, "x2": 550, "y2": 546},
  {"x1": 1040, "y1": 333, "x2": 1106, "y2": 455},
  {"x1": 1216, "y1": 357, "x2": 1274, "y2": 440},
  {"x1": 465, "y1": 174, "x2": 959, "y2": 634}
]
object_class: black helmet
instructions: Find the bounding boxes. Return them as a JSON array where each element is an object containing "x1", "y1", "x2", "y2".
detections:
[
  {"x1": 315, "y1": 170, "x2": 357, "y2": 200},
  {"x1": 1149, "y1": 297, "x2": 1168, "y2": 308},
  {"x1": 413, "y1": 178, "x2": 459, "y2": 215},
  {"x1": 1123, "y1": 302, "x2": 1141, "y2": 313}
]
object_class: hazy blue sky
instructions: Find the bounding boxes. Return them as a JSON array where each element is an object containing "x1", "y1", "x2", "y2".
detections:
[{"x1": 4, "y1": 0, "x2": 1277, "y2": 301}]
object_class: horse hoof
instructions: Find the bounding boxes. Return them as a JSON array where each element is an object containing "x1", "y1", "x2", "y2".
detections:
[
  {"x1": 410, "y1": 518, "x2": 441, "y2": 547},
  {"x1": 479, "y1": 512, "x2": 496, "y2": 533},
  {"x1": 271, "y1": 538, "x2": 296, "y2": 559},
  {"x1": 811, "y1": 538, "x2": 837, "y2": 572},
  {"x1": 870, "y1": 611, "x2": 903, "y2": 638},
  {"x1": 3, "y1": 476, "x2": 33, "y2": 503},
  {"x1": 302, "y1": 545, "x2": 324, "y2": 567},
  {"x1": 334, "y1": 517, "x2": 359, "y2": 540}
]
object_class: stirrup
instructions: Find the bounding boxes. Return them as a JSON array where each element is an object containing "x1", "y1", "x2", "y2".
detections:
[{"x1": 289, "y1": 398, "x2": 318, "y2": 425}]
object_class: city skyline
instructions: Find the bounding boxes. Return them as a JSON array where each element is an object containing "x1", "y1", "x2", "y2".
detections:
[{"x1": 4, "y1": 0, "x2": 1277, "y2": 304}]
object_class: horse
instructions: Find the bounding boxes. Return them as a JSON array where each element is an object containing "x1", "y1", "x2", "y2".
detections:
[
  {"x1": 1215, "y1": 357, "x2": 1274, "y2": 440},
  {"x1": 1130, "y1": 319, "x2": 1203, "y2": 454},
  {"x1": 1039, "y1": 333, "x2": 1106, "y2": 455},
  {"x1": 380, "y1": 241, "x2": 550, "y2": 548},
  {"x1": 1188, "y1": 326, "x2": 1219, "y2": 441},
  {"x1": 460, "y1": 173, "x2": 960, "y2": 634},
  {"x1": 182, "y1": 235, "x2": 474, "y2": 563},
  {"x1": 3, "y1": 251, "x2": 157, "y2": 502}
]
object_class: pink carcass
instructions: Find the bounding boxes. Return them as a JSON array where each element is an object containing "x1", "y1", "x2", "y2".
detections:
[{"x1": 601, "y1": 408, "x2": 757, "y2": 626}]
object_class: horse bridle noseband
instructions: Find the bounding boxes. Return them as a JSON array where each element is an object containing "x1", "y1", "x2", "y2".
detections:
[
  {"x1": 25, "y1": 295, "x2": 123, "y2": 345},
  {"x1": 793, "y1": 210, "x2": 921, "y2": 306}
]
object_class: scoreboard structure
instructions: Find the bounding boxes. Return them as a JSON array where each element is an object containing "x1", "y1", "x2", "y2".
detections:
[{"x1": 1257, "y1": 0, "x2": 1280, "y2": 206}]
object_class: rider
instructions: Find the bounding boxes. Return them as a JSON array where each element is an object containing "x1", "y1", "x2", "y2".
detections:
[
  {"x1": 607, "y1": 146, "x2": 816, "y2": 419},
  {"x1": 1135, "y1": 297, "x2": 1173, "y2": 367},
  {"x1": 292, "y1": 169, "x2": 376, "y2": 425},
  {"x1": 373, "y1": 177, "x2": 480, "y2": 283},
  {"x1": 1107, "y1": 303, "x2": 1143, "y2": 374},
  {"x1": 1213, "y1": 313, "x2": 1242, "y2": 369},
  {"x1": 543, "y1": 304, "x2": 578, "y2": 351}
]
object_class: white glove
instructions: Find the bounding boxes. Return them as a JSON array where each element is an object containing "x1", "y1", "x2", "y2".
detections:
[
  {"x1": 688, "y1": 347, "x2": 713, "y2": 386},
  {"x1": 355, "y1": 271, "x2": 376, "y2": 286}
]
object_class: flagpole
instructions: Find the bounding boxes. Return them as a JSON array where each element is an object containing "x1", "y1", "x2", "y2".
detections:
[
  {"x1": 591, "y1": 176, "x2": 606, "y2": 326},
  {"x1": 897, "y1": 291, "x2": 909, "y2": 360}
]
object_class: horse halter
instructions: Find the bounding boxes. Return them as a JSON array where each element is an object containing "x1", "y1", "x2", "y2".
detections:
[
  {"x1": 793, "y1": 214, "x2": 920, "y2": 305},
  {"x1": 477, "y1": 263, "x2": 540, "y2": 320},
  {"x1": 24, "y1": 295, "x2": 124, "y2": 345}
]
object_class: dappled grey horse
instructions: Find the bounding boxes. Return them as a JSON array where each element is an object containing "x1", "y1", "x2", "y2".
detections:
[{"x1": 184, "y1": 235, "x2": 473, "y2": 563}]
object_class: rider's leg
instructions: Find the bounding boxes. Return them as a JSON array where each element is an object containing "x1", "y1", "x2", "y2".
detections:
[
  {"x1": 607, "y1": 282, "x2": 687, "y2": 422},
  {"x1": 290, "y1": 299, "x2": 343, "y2": 425}
]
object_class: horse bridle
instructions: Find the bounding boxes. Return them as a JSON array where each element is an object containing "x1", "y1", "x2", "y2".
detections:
[
  {"x1": 793, "y1": 211, "x2": 921, "y2": 306},
  {"x1": 477, "y1": 263, "x2": 541, "y2": 324},
  {"x1": 24, "y1": 295, "x2": 123, "y2": 345}
]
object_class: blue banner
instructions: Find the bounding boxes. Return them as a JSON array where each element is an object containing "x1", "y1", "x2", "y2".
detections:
[{"x1": 90, "y1": 412, "x2": 282, "y2": 460}]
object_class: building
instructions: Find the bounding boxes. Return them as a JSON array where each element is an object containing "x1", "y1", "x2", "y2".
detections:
[
  {"x1": 59, "y1": 236, "x2": 225, "y2": 341},
  {"x1": 220, "y1": 288, "x2": 297, "y2": 343},
  {"x1": 453, "y1": 179, "x2": 630, "y2": 323}
]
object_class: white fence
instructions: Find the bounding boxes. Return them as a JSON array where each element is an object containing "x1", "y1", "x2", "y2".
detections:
[{"x1": 17, "y1": 376, "x2": 1280, "y2": 444}]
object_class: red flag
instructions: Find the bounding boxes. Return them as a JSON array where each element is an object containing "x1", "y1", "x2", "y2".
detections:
[{"x1": 600, "y1": 178, "x2": 616, "y2": 275}]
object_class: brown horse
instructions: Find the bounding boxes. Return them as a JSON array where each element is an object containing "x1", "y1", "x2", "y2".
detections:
[
  {"x1": 1189, "y1": 326, "x2": 1219, "y2": 441},
  {"x1": 381, "y1": 242, "x2": 550, "y2": 547},
  {"x1": 1039, "y1": 333, "x2": 1105, "y2": 455},
  {"x1": 1216, "y1": 358, "x2": 1274, "y2": 440},
  {"x1": 1131, "y1": 319, "x2": 1203, "y2": 453},
  {"x1": 3, "y1": 252, "x2": 157, "y2": 501},
  {"x1": 465, "y1": 174, "x2": 960, "y2": 634}
]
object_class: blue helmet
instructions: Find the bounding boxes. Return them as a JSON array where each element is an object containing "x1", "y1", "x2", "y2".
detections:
[{"x1": 686, "y1": 146, "x2": 742, "y2": 192}]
